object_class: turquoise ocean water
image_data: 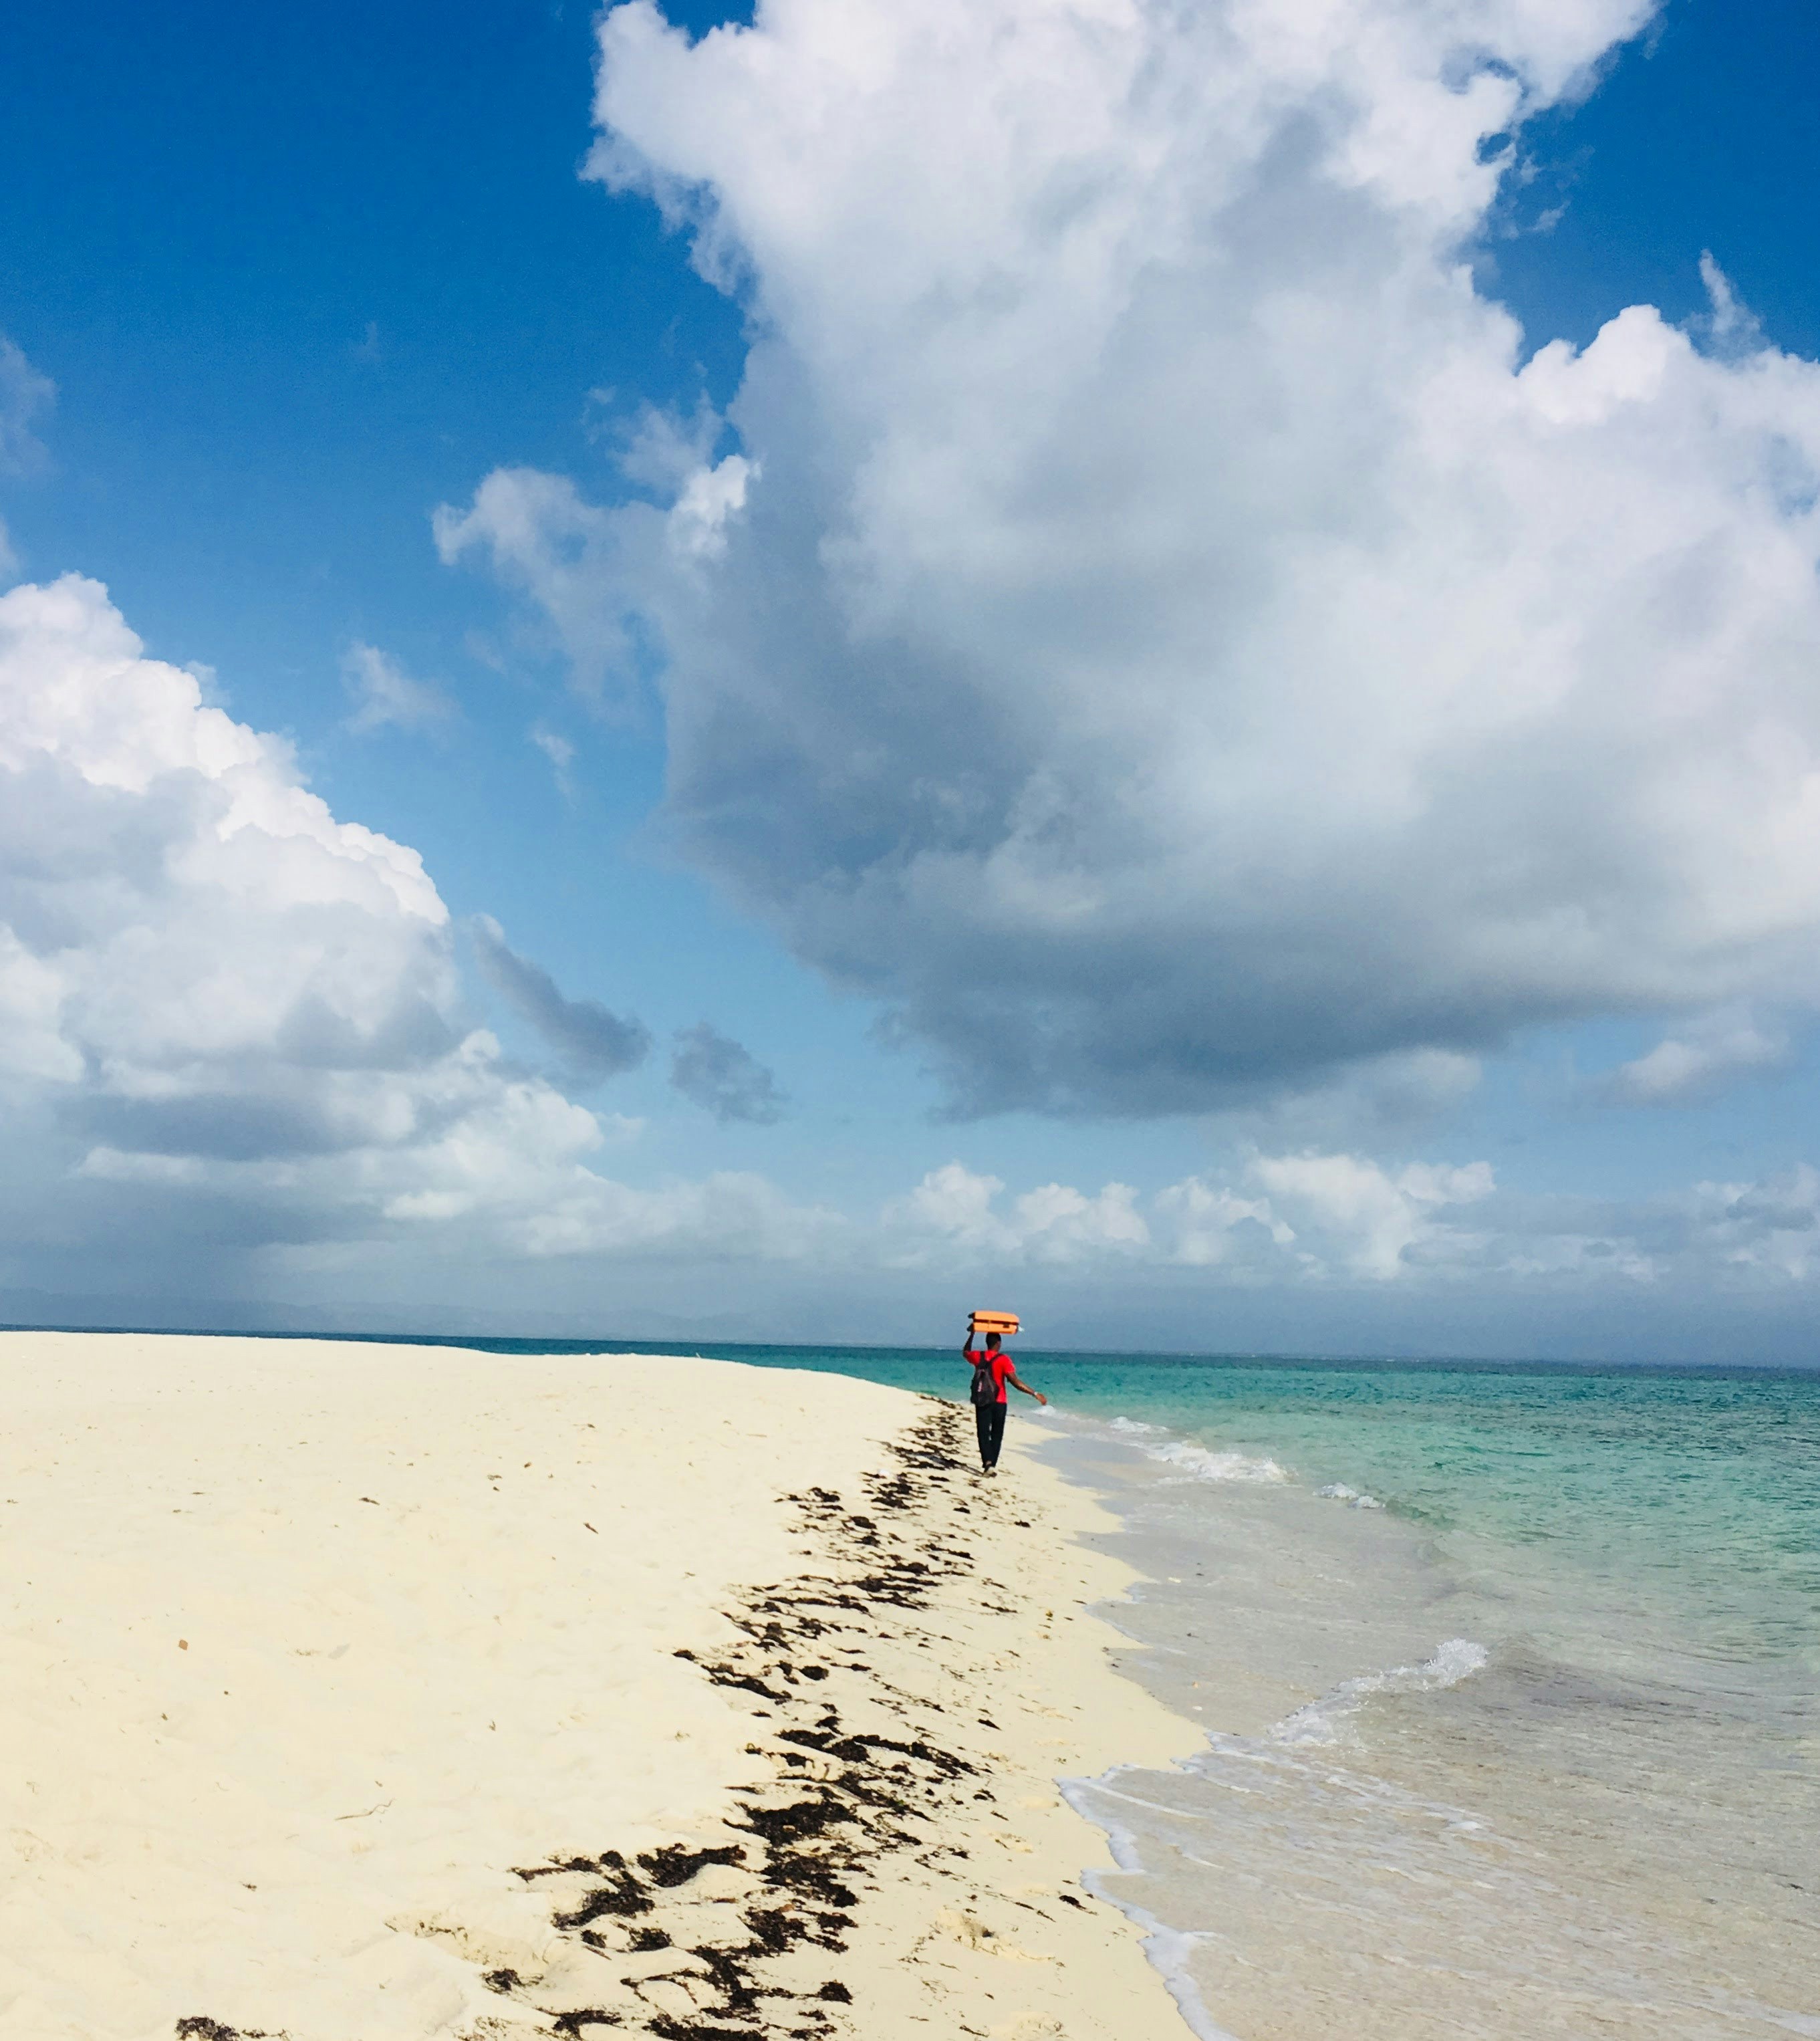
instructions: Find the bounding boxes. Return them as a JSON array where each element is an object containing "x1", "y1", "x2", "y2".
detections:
[{"x1": 430, "y1": 1340, "x2": 1820, "y2": 2035}]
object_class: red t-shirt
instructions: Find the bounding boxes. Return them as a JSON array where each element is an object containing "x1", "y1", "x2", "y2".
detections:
[{"x1": 965, "y1": 1349, "x2": 1014, "y2": 1405}]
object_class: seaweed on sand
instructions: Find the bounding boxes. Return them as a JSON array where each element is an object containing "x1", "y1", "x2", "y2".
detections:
[
  {"x1": 186, "y1": 1403, "x2": 1063, "y2": 2041},
  {"x1": 497, "y1": 1403, "x2": 1045, "y2": 2038}
]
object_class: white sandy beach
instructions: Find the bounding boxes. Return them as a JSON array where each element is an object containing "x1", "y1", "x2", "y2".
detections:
[{"x1": 0, "y1": 1333, "x2": 1199, "y2": 2041}]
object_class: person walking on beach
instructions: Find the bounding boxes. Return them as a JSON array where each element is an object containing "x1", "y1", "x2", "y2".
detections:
[{"x1": 962, "y1": 1326, "x2": 1047, "y2": 1474}]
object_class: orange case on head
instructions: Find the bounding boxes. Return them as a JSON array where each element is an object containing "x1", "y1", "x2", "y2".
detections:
[{"x1": 969, "y1": 1310, "x2": 1020, "y2": 1336}]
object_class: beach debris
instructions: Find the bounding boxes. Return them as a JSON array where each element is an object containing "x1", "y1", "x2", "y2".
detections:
[
  {"x1": 168, "y1": 1400, "x2": 1060, "y2": 2040},
  {"x1": 487, "y1": 1402, "x2": 1053, "y2": 2039},
  {"x1": 549, "y1": 1856, "x2": 656, "y2": 1929},
  {"x1": 642, "y1": 1843, "x2": 745, "y2": 1887}
]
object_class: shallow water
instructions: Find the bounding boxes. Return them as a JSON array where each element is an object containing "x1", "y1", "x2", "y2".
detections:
[
  {"x1": 423, "y1": 1338, "x2": 1820, "y2": 2036},
  {"x1": 1038, "y1": 1409, "x2": 1819, "y2": 2041}
]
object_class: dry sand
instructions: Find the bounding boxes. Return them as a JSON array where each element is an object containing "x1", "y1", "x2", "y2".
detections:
[{"x1": 0, "y1": 1333, "x2": 1201, "y2": 2041}]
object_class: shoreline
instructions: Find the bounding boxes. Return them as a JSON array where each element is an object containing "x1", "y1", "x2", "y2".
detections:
[{"x1": 1, "y1": 1332, "x2": 1201, "y2": 2040}]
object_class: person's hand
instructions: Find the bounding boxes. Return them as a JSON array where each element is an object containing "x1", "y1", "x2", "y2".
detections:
[{"x1": 1037, "y1": 1392, "x2": 1049, "y2": 1405}]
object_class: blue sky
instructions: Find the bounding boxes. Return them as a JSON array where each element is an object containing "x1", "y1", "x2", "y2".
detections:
[{"x1": 3, "y1": 0, "x2": 1820, "y2": 1356}]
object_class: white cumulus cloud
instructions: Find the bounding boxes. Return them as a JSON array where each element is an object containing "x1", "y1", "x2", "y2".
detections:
[
  {"x1": 0, "y1": 576, "x2": 827, "y2": 1304},
  {"x1": 885, "y1": 1147, "x2": 1820, "y2": 1294},
  {"x1": 890, "y1": 1161, "x2": 1150, "y2": 1264},
  {"x1": 1248, "y1": 1151, "x2": 1495, "y2": 1279},
  {"x1": 892, "y1": 1150, "x2": 1497, "y2": 1279},
  {"x1": 441, "y1": 0, "x2": 1820, "y2": 1119}
]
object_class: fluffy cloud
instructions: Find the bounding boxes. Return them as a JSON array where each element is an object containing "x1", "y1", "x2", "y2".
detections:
[
  {"x1": 888, "y1": 1149, "x2": 1820, "y2": 1291},
  {"x1": 0, "y1": 576, "x2": 822, "y2": 1300},
  {"x1": 443, "y1": 0, "x2": 1820, "y2": 1118},
  {"x1": 0, "y1": 560, "x2": 1808, "y2": 1330},
  {"x1": 889, "y1": 1153, "x2": 1490, "y2": 1279},
  {"x1": 0, "y1": 576, "x2": 452, "y2": 1107},
  {"x1": 891, "y1": 1161, "x2": 1149, "y2": 1265}
]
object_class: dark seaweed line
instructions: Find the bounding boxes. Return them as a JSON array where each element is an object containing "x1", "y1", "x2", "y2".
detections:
[
  {"x1": 495, "y1": 1401, "x2": 1013, "y2": 2040},
  {"x1": 177, "y1": 1401, "x2": 1045, "y2": 2041}
]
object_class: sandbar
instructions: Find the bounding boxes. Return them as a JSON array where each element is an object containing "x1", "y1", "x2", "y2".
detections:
[{"x1": 0, "y1": 1332, "x2": 1199, "y2": 2040}]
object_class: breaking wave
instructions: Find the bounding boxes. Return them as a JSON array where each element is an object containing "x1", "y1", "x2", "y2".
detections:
[
  {"x1": 1272, "y1": 1638, "x2": 1490, "y2": 1748},
  {"x1": 1142, "y1": 1437, "x2": 1290, "y2": 1485}
]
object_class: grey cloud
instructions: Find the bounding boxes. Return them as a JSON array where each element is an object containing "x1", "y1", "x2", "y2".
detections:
[
  {"x1": 1718, "y1": 1184, "x2": 1820, "y2": 1235},
  {"x1": 448, "y1": 0, "x2": 1820, "y2": 1120},
  {"x1": 1206, "y1": 1050, "x2": 1484, "y2": 1149},
  {"x1": 670, "y1": 1022, "x2": 787, "y2": 1124},
  {"x1": 66, "y1": 1092, "x2": 364, "y2": 1164},
  {"x1": 470, "y1": 915, "x2": 650, "y2": 1085},
  {"x1": 274, "y1": 989, "x2": 459, "y2": 1072}
]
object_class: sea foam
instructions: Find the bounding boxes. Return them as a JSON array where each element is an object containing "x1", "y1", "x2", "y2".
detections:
[
  {"x1": 1316, "y1": 1480, "x2": 1386, "y2": 1510},
  {"x1": 1272, "y1": 1637, "x2": 1489, "y2": 1748},
  {"x1": 1057, "y1": 1784, "x2": 1246, "y2": 2041},
  {"x1": 1142, "y1": 1437, "x2": 1289, "y2": 1485}
]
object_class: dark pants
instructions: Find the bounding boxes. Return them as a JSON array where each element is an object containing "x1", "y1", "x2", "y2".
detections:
[{"x1": 974, "y1": 1398, "x2": 1007, "y2": 1468}]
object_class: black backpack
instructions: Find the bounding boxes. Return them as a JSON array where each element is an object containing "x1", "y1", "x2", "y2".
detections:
[{"x1": 970, "y1": 1357, "x2": 999, "y2": 1407}]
